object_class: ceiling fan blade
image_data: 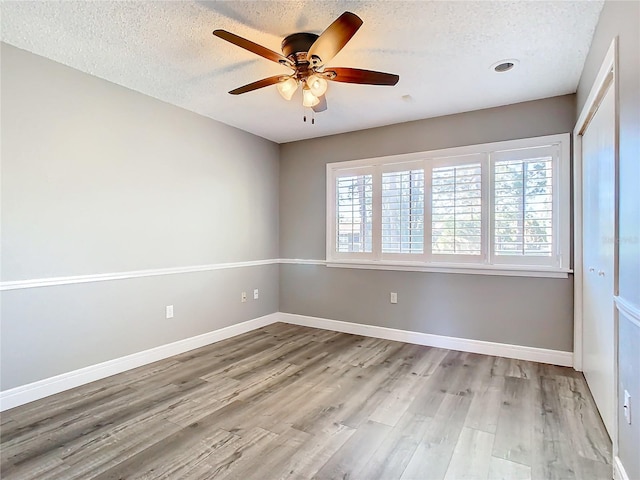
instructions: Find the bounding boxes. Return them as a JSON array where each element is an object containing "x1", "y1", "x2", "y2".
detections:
[
  {"x1": 213, "y1": 29, "x2": 293, "y2": 67},
  {"x1": 312, "y1": 95, "x2": 327, "y2": 113},
  {"x1": 325, "y1": 67, "x2": 399, "y2": 86},
  {"x1": 229, "y1": 75, "x2": 285, "y2": 95},
  {"x1": 307, "y1": 12, "x2": 363, "y2": 67}
]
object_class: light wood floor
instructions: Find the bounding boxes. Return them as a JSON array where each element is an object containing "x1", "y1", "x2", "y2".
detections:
[{"x1": 1, "y1": 323, "x2": 612, "y2": 480}]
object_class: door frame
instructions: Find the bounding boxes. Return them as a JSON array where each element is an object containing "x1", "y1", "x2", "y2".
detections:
[
  {"x1": 573, "y1": 36, "x2": 619, "y2": 371},
  {"x1": 573, "y1": 35, "x2": 619, "y2": 457}
]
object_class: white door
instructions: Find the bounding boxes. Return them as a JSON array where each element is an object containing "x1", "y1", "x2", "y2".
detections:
[{"x1": 581, "y1": 82, "x2": 616, "y2": 437}]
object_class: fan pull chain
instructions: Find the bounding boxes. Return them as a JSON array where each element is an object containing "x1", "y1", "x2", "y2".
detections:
[
  {"x1": 302, "y1": 109, "x2": 316, "y2": 124},
  {"x1": 302, "y1": 110, "x2": 316, "y2": 124}
]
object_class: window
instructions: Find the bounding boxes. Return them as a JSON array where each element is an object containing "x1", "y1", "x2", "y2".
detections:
[
  {"x1": 336, "y1": 173, "x2": 373, "y2": 253},
  {"x1": 382, "y1": 166, "x2": 424, "y2": 254},
  {"x1": 493, "y1": 151, "x2": 553, "y2": 260},
  {"x1": 326, "y1": 134, "x2": 570, "y2": 276},
  {"x1": 430, "y1": 157, "x2": 483, "y2": 261}
]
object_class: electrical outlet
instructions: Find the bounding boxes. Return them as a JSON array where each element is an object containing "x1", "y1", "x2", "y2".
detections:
[
  {"x1": 241, "y1": 291, "x2": 247, "y2": 303},
  {"x1": 623, "y1": 390, "x2": 631, "y2": 425},
  {"x1": 165, "y1": 305, "x2": 174, "y2": 319},
  {"x1": 390, "y1": 292, "x2": 398, "y2": 304},
  {"x1": 253, "y1": 289, "x2": 259, "y2": 300}
]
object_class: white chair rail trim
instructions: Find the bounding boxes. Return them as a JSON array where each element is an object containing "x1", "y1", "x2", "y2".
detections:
[
  {"x1": 614, "y1": 295, "x2": 640, "y2": 328},
  {"x1": 0, "y1": 259, "x2": 280, "y2": 291},
  {"x1": 1, "y1": 257, "x2": 572, "y2": 291}
]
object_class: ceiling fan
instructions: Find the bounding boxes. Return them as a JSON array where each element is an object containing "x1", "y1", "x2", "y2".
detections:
[{"x1": 213, "y1": 12, "x2": 399, "y2": 113}]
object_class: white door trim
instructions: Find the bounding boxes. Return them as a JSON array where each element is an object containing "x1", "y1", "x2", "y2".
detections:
[
  {"x1": 573, "y1": 37, "x2": 618, "y2": 372},
  {"x1": 573, "y1": 36, "x2": 619, "y2": 457}
]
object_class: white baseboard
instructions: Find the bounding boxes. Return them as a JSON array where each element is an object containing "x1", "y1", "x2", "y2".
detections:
[
  {"x1": 278, "y1": 312, "x2": 573, "y2": 367},
  {"x1": 614, "y1": 456, "x2": 630, "y2": 480},
  {"x1": 0, "y1": 313, "x2": 280, "y2": 412},
  {"x1": 0, "y1": 311, "x2": 574, "y2": 412}
]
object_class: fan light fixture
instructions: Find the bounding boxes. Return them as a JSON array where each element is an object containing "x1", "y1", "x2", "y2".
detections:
[
  {"x1": 213, "y1": 11, "x2": 400, "y2": 116},
  {"x1": 307, "y1": 74, "x2": 328, "y2": 97},
  {"x1": 277, "y1": 77, "x2": 298, "y2": 100},
  {"x1": 302, "y1": 85, "x2": 320, "y2": 107}
]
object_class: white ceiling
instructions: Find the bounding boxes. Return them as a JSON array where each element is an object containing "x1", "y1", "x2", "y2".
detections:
[{"x1": 1, "y1": 1, "x2": 603, "y2": 144}]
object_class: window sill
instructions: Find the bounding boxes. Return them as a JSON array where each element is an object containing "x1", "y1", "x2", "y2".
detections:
[{"x1": 324, "y1": 260, "x2": 572, "y2": 278}]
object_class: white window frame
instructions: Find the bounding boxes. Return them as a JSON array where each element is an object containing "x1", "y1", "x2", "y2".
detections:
[
  {"x1": 380, "y1": 160, "x2": 426, "y2": 262},
  {"x1": 326, "y1": 134, "x2": 571, "y2": 278},
  {"x1": 427, "y1": 152, "x2": 488, "y2": 264},
  {"x1": 489, "y1": 144, "x2": 561, "y2": 267},
  {"x1": 329, "y1": 165, "x2": 378, "y2": 261}
]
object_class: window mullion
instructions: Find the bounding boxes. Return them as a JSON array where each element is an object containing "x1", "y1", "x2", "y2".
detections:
[
  {"x1": 553, "y1": 145, "x2": 563, "y2": 268},
  {"x1": 483, "y1": 153, "x2": 491, "y2": 264},
  {"x1": 372, "y1": 165, "x2": 382, "y2": 260},
  {"x1": 424, "y1": 159, "x2": 433, "y2": 261},
  {"x1": 522, "y1": 161, "x2": 527, "y2": 256}
]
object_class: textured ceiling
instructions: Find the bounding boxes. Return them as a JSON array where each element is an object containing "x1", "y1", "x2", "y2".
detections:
[{"x1": 1, "y1": 1, "x2": 603, "y2": 143}]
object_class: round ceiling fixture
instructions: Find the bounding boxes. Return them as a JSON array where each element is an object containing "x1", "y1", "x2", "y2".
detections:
[{"x1": 491, "y1": 59, "x2": 519, "y2": 73}]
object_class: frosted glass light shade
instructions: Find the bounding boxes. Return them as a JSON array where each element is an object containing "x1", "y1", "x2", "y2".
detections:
[
  {"x1": 302, "y1": 86, "x2": 320, "y2": 107},
  {"x1": 307, "y1": 74, "x2": 328, "y2": 97},
  {"x1": 277, "y1": 77, "x2": 298, "y2": 100}
]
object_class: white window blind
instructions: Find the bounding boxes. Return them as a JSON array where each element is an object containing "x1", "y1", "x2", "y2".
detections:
[
  {"x1": 382, "y1": 169, "x2": 425, "y2": 254},
  {"x1": 336, "y1": 174, "x2": 373, "y2": 253},
  {"x1": 493, "y1": 155, "x2": 553, "y2": 257},
  {"x1": 431, "y1": 163, "x2": 482, "y2": 255}
]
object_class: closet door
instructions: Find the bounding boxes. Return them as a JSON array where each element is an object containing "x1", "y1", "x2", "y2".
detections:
[{"x1": 581, "y1": 82, "x2": 616, "y2": 437}]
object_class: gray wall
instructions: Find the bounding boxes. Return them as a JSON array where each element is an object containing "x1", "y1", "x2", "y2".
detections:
[
  {"x1": 279, "y1": 95, "x2": 576, "y2": 351},
  {"x1": 577, "y1": 1, "x2": 640, "y2": 477},
  {"x1": 0, "y1": 44, "x2": 280, "y2": 390}
]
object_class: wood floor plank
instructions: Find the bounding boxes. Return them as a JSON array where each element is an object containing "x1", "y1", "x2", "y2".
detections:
[
  {"x1": 555, "y1": 375, "x2": 611, "y2": 464},
  {"x1": 62, "y1": 417, "x2": 182, "y2": 479},
  {"x1": 350, "y1": 337, "x2": 410, "y2": 369},
  {"x1": 406, "y1": 377, "x2": 447, "y2": 417},
  {"x1": 2, "y1": 382, "x2": 133, "y2": 439},
  {"x1": 0, "y1": 323, "x2": 612, "y2": 480},
  {"x1": 2, "y1": 383, "x2": 185, "y2": 468},
  {"x1": 271, "y1": 423, "x2": 356, "y2": 480},
  {"x1": 216, "y1": 426, "x2": 310, "y2": 480},
  {"x1": 405, "y1": 349, "x2": 492, "y2": 421},
  {"x1": 368, "y1": 359, "x2": 429, "y2": 426},
  {"x1": 169, "y1": 329, "x2": 274, "y2": 363},
  {"x1": 490, "y1": 356, "x2": 511, "y2": 377},
  {"x1": 331, "y1": 361, "x2": 407, "y2": 429},
  {"x1": 465, "y1": 375, "x2": 505, "y2": 434},
  {"x1": 401, "y1": 392, "x2": 473, "y2": 480},
  {"x1": 200, "y1": 334, "x2": 314, "y2": 382},
  {"x1": 0, "y1": 450, "x2": 70, "y2": 480},
  {"x1": 176, "y1": 427, "x2": 278, "y2": 480},
  {"x1": 492, "y1": 376, "x2": 534, "y2": 466},
  {"x1": 354, "y1": 411, "x2": 432, "y2": 480},
  {"x1": 290, "y1": 364, "x2": 370, "y2": 433},
  {"x1": 89, "y1": 401, "x2": 251, "y2": 479},
  {"x1": 504, "y1": 359, "x2": 540, "y2": 379},
  {"x1": 313, "y1": 420, "x2": 391, "y2": 479},
  {"x1": 487, "y1": 456, "x2": 532, "y2": 480},
  {"x1": 443, "y1": 427, "x2": 495, "y2": 480},
  {"x1": 531, "y1": 375, "x2": 578, "y2": 480},
  {"x1": 571, "y1": 455, "x2": 614, "y2": 480}
]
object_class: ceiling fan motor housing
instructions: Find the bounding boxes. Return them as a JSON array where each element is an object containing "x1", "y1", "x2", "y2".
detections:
[{"x1": 281, "y1": 33, "x2": 319, "y2": 64}]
